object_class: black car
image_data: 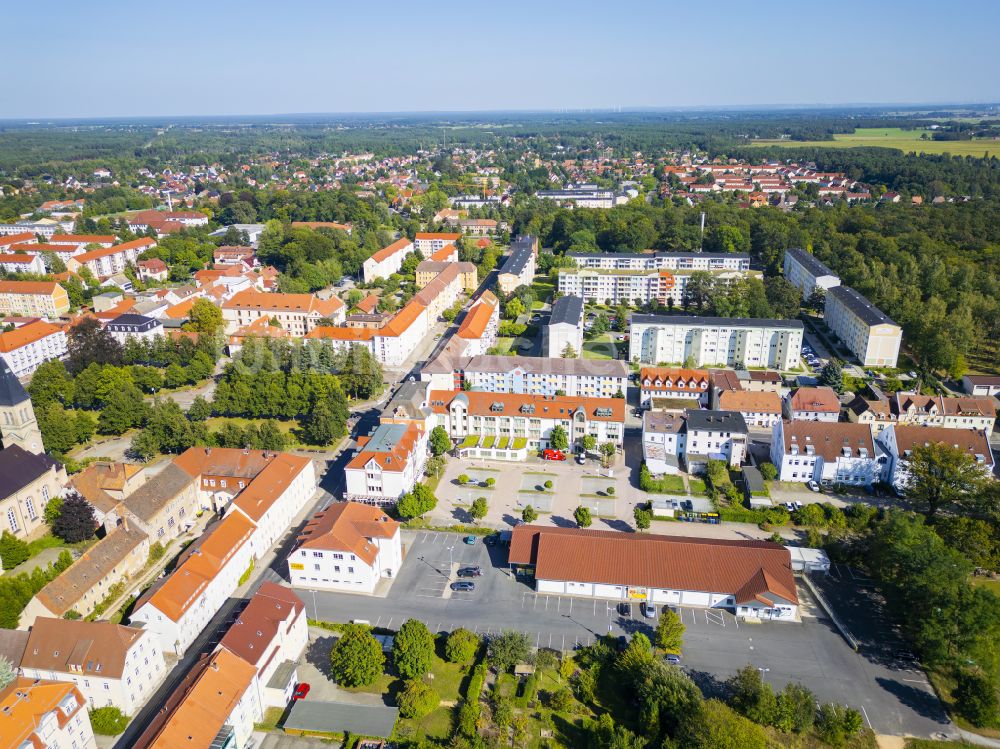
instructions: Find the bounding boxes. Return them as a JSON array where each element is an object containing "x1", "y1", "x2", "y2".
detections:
[
  {"x1": 617, "y1": 602, "x2": 631, "y2": 617},
  {"x1": 451, "y1": 581, "x2": 475, "y2": 592},
  {"x1": 457, "y1": 566, "x2": 483, "y2": 578},
  {"x1": 484, "y1": 533, "x2": 499, "y2": 547}
]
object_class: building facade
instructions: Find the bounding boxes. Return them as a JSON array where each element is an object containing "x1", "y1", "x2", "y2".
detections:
[
  {"x1": 824, "y1": 285, "x2": 901, "y2": 367},
  {"x1": 770, "y1": 420, "x2": 882, "y2": 486},
  {"x1": 344, "y1": 422, "x2": 428, "y2": 506},
  {"x1": 544, "y1": 295, "x2": 584, "y2": 358},
  {"x1": 782, "y1": 248, "x2": 841, "y2": 297}
]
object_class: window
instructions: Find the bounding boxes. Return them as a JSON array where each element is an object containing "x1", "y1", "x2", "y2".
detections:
[
  {"x1": 348, "y1": 567, "x2": 355, "y2": 574},
  {"x1": 314, "y1": 564, "x2": 320, "y2": 571},
  {"x1": 25, "y1": 497, "x2": 37, "y2": 520},
  {"x1": 42, "y1": 485, "x2": 50, "y2": 502},
  {"x1": 7, "y1": 509, "x2": 18, "y2": 533}
]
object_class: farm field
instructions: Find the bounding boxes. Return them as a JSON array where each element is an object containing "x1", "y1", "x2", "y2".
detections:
[{"x1": 750, "y1": 127, "x2": 1000, "y2": 158}]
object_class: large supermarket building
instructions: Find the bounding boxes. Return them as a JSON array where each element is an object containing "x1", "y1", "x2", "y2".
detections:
[{"x1": 508, "y1": 526, "x2": 799, "y2": 621}]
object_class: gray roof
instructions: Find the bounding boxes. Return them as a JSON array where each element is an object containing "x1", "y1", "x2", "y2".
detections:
[
  {"x1": 826, "y1": 285, "x2": 897, "y2": 327},
  {"x1": 465, "y1": 354, "x2": 628, "y2": 378},
  {"x1": 685, "y1": 409, "x2": 749, "y2": 433},
  {"x1": 568, "y1": 251, "x2": 749, "y2": 262},
  {"x1": 643, "y1": 411, "x2": 684, "y2": 434},
  {"x1": 0, "y1": 445, "x2": 59, "y2": 499},
  {"x1": 364, "y1": 423, "x2": 409, "y2": 453},
  {"x1": 123, "y1": 463, "x2": 194, "y2": 523},
  {"x1": 499, "y1": 244, "x2": 533, "y2": 278},
  {"x1": 284, "y1": 700, "x2": 399, "y2": 738},
  {"x1": 549, "y1": 295, "x2": 583, "y2": 327},
  {"x1": 785, "y1": 248, "x2": 838, "y2": 279},
  {"x1": 382, "y1": 382, "x2": 430, "y2": 420},
  {"x1": 631, "y1": 314, "x2": 803, "y2": 331},
  {"x1": 108, "y1": 313, "x2": 160, "y2": 330},
  {"x1": 0, "y1": 360, "x2": 29, "y2": 407}
]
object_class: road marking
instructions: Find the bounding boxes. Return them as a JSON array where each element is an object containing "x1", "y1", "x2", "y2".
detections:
[
  {"x1": 535, "y1": 632, "x2": 540, "y2": 647},
  {"x1": 374, "y1": 616, "x2": 381, "y2": 627},
  {"x1": 860, "y1": 704, "x2": 872, "y2": 730}
]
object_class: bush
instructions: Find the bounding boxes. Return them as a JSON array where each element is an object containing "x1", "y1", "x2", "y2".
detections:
[
  {"x1": 470, "y1": 496, "x2": 488, "y2": 521},
  {"x1": 816, "y1": 703, "x2": 864, "y2": 747},
  {"x1": 488, "y1": 631, "x2": 531, "y2": 673},
  {"x1": 574, "y1": 506, "x2": 593, "y2": 528},
  {"x1": 43, "y1": 497, "x2": 64, "y2": 526},
  {"x1": 954, "y1": 669, "x2": 1000, "y2": 727},
  {"x1": 147, "y1": 541, "x2": 166, "y2": 564},
  {"x1": 543, "y1": 480, "x2": 553, "y2": 489},
  {"x1": 0, "y1": 531, "x2": 30, "y2": 569},
  {"x1": 457, "y1": 474, "x2": 470, "y2": 485},
  {"x1": 398, "y1": 679, "x2": 439, "y2": 719},
  {"x1": 759, "y1": 462, "x2": 778, "y2": 481},
  {"x1": 548, "y1": 685, "x2": 575, "y2": 712},
  {"x1": 522, "y1": 505, "x2": 538, "y2": 523},
  {"x1": 445, "y1": 628, "x2": 480, "y2": 664},
  {"x1": 89, "y1": 706, "x2": 129, "y2": 735}
]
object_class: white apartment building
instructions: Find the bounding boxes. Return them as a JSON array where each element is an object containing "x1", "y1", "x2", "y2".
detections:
[
  {"x1": 20, "y1": 618, "x2": 166, "y2": 716},
  {"x1": 373, "y1": 299, "x2": 428, "y2": 365},
  {"x1": 770, "y1": 420, "x2": 882, "y2": 486},
  {"x1": 344, "y1": 422, "x2": 428, "y2": 505},
  {"x1": 1, "y1": 679, "x2": 97, "y2": 749},
  {"x1": 0, "y1": 221, "x2": 69, "y2": 239},
  {"x1": 642, "y1": 411, "x2": 686, "y2": 474},
  {"x1": 544, "y1": 294, "x2": 584, "y2": 358},
  {"x1": 304, "y1": 326, "x2": 377, "y2": 357},
  {"x1": 67, "y1": 238, "x2": 156, "y2": 279},
  {"x1": 717, "y1": 390, "x2": 783, "y2": 428},
  {"x1": 824, "y1": 285, "x2": 901, "y2": 367},
  {"x1": 629, "y1": 314, "x2": 803, "y2": 370},
  {"x1": 457, "y1": 355, "x2": 628, "y2": 398},
  {"x1": 0, "y1": 321, "x2": 67, "y2": 378},
  {"x1": 105, "y1": 313, "x2": 163, "y2": 345},
  {"x1": 222, "y1": 290, "x2": 345, "y2": 335},
  {"x1": 455, "y1": 291, "x2": 500, "y2": 356},
  {"x1": 362, "y1": 238, "x2": 415, "y2": 282},
  {"x1": 557, "y1": 266, "x2": 755, "y2": 307},
  {"x1": 639, "y1": 367, "x2": 710, "y2": 408},
  {"x1": 0, "y1": 253, "x2": 46, "y2": 274},
  {"x1": 683, "y1": 410, "x2": 749, "y2": 473},
  {"x1": 289, "y1": 502, "x2": 402, "y2": 595},
  {"x1": 568, "y1": 251, "x2": 750, "y2": 272},
  {"x1": 783, "y1": 248, "x2": 841, "y2": 296},
  {"x1": 497, "y1": 237, "x2": 537, "y2": 294},
  {"x1": 892, "y1": 392, "x2": 997, "y2": 436},
  {"x1": 414, "y1": 232, "x2": 462, "y2": 254},
  {"x1": 535, "y1": 185, "x2": 620, "y2": 208},
  {"x1": 878, "y1": 424, "x2": 994, "y2": 490},
  {"x1": 428, "y1": 389, "x2": 626, "y2": 451}
]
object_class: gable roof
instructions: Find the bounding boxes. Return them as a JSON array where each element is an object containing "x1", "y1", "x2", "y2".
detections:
[
  {"x1": 889, "y1": 425, "x2": 992, "y2": 465},
  {"x1": 368, "y1": 238, "x2": 412, "y2": 264},
  {"x1": 222, "y1": 290, "x2": 343, "y2": 316},
  {"x1": 295, "y1": 502, "x2": 399, "y2": 566},
  {"x1": 718, "y1": 390, "x2": 782, "y2": 414},
  {"x1": 789, "y1": 386, "x2": 840, "y2": 413},
  {"x1": 428, "y1": 389, "x2": 626, "y2": 423},
  {"x1": 0, "y1": 445, "x2": 59, "y2": 499},
  {"x1": 218, "y1": 582, "x2": 303, "y2": 667},
  {"x1": 780, "y1": 420, "x2": 875, "y2": 461},
  {"x1": 0, "y1": 359, "x2": 29, "y2": 407},
  {"x1": 22, "y1": 618, "x2": 146, "y2": 678},
  {"x1": 346, "y1": 422, "x2": 423, "y2": 473},
  {"x1": 230, "y1": 453, "x2": 311, "y2": 523}
]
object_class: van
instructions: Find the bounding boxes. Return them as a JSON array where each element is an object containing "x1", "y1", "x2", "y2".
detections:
[{"x1": 351, "y1": 619, "x2": 371, "y2": 626}]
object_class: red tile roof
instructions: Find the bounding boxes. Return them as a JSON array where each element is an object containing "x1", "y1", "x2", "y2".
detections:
[{"x1": 295, "y1": 502, "x2": 399, "y2": 566}]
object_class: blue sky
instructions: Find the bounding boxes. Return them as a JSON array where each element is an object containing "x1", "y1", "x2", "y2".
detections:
[{"x1": 5, "y1": 0, "x2": 998, "y2": 118}]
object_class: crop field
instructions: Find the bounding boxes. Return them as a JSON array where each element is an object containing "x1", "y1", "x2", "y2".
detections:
[{"x1": 750, "y1": 127, "x2": 1000, "y2": 158}]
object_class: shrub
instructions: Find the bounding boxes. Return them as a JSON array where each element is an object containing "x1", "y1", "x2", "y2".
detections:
[
  {"x1": 89, "y1": 706, "x2": 129, "y2": 735},
  {"x1": 544, "y1": 480, "x2": 553, "y2": 489},
  {"x1": 398, "y1": 679, "x2": 439, "y2": 719},
  {"x1": 457, "y1": 473, "x2": 470, "y2": 485},
  {"x1": 147, "y1": 542, "x2": 166, "y2": 564},
  {"x1": 522, "y1": 505, "x2": 538, "y2": 523},
  {"x1": 548, "y1": 685, "x2": 575, "y2": 712},
  {"x1": 574, "y1": 506, "x2": 593, "y2": 528},
  {"x1": 470, "y1": 497, "x2": 488, "y2": 521},
  {"x1": 759, "y1": 462, "x2": 778, "y2": 481},
  {"x1": 954, "y1": 669, "x2": 1000, "y2": 727},
  {"x1": 488, "y1": 631, "x2": 531, "y2": 673},
  {"x1": 0, "y1": 531, "x2": 30, "y2": 569}
]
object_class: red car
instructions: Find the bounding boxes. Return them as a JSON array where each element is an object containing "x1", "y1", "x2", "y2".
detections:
[
  {"x1": 542, "y1": 449, "x2": 566, "y2": 461},
  {"x1": 293, "y1": 683, "x2": 310, "y2": 700}
]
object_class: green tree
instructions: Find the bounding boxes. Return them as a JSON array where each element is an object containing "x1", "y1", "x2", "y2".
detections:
[
  {"x1": 88, "y1": 707, "x2": 130, "y2": 736},
  {"x1": 487, "y1": 630, "x2": 531, "y2": 673},
  {"x1": 470, "y1": 496, "x2": 488, "y2": 521},
  {"x1": 52, "y1": 492, "x2": 97, "y2": 544},
  {"x1": 683, "y1": 699, "x2": 768, "y2": 749},
  {"x1": 522, "y1": 505, "x2": 538, "y2": 523},
  {"x1": 561, "y1": 342, "x2": 578, "y2": 358},
  {"x1": 445, "y1": 628, "x2": 480, "y2": 664},
  {"x1": 759, "y1": 462, "x2": 778, "y2": 481},
  {"x1": 329, "y1": 625, "x2": 385, "y2": 687},
  {"x1": 43, "y1": 497, "x2": 64, "y2": 527},
  {"x1": 581, "y1": 434, "x2": 597, "y2": 452},
  {"x1": 763, "y1": 276, "x2": 802, "y2": 319},
  {"x1": 163, "y1": 363, "x2": 187, "y2": 389},
  {"x1": 187, "y1": 395, "x2": 212, "y2": 421},
  {"x1": 819, "y1": 361, "x2": 844, "y2": 394},
  {"x1": 396, "y1": 482, "x2": 437, "y2": 518},
  {"x1": 584, "y1": 712, "x2": 645, "y2": 749},
  {"x1": 300, "y1": 400, "x2": 339, "y2": 446},
  {"x1": 27, "y1": 359, "x2": 75, "y2": 408},
  {"x1": 902, "y1": 441, "x2": 988, "y2": 519},
  {"x1": 633, "y1": 504, "x2": 652, "y2": 530},
  {"x1": 775, "y1": 682, "x2": 816, "y2": 733},
  {"x1": 97, "y1": 385, "x2": 146, "y2": 435},
  {"x1": 815, "y1": 703, "x2": 864, "y2": 748},
  {"x1": 397, "y1": 679, "x2": 439, "y2": 719},
  {"x1": 549, "y1": 425, "x2": 569, "y2": 451},
  {"x1": 0, "y1": 655, "x2": 15, "y2": 690},
  {"x1": 393, "y1": 618, "x2": 435, "y2": 679},
  {"x1": 504, "y1": 296, "x2": 526, "y2": 320},
  {"x1": 654, "y1": 608, "x2": 685, "y2": 654},
  {"x1": 953, "y1": 669, "x2": 1000, "y2": 727},
  {"x1": 183, "y1": 298, "x2": 224, "y2": 334},
  {"x1": 728, "y1": 664, "x2": 778, "y2": 726},
  {"x1": 574, "y1": 506, "x2": 593, "y2": 528},
  {"x1": 429, "y1": 425, "x2": 451, "y2": 456},
  {"x1": 0, "y1": 531, "x2": 29, "y2": 569}
]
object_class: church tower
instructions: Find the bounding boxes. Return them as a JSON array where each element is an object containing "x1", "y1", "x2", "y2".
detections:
[{"x1": 0, "y1": 360, "x2": 43, "y2": 454}]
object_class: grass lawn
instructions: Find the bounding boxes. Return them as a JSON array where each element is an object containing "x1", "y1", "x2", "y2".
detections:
[
  {"x1": 202, "y1": 416, "x2": 334, "y2": 449},
  {"x1": 688, "y1": 478, "x2": 707, "y2": 495},
  {"x1": 972, "y1": 577, "x2": 1000, "y2": 596},
  {"x1": 642, "y1": 474, "x2": 686, "y2": 493},
  {"x1": 492, "y1": 337, "x2": 517, "y2": 355},
  {"x1": 583, "y1": 334, "x2": 623, "y2": 360},
  {"x1": 748, "y1": 127, "x2": 1000, "y2": 158},
  {"x1": 530, "y1": 277, "x2": 555, "y2": 305}
]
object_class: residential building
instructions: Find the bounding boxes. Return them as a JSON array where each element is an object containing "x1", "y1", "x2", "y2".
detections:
[
  {"x1": 878, "y1": 424, "x2": 994, "y2": 490},
  {"x1": 44, "y1": 235, "x2": 116, "y2": 250},
  {"x1": 785, "y1": 386, "x2": 841, "y2": 422},
  {"x1": 892, "y1": 392, "x2": 996, "y2": 436},
  {"x1": 423, "y1": 354, "x2": 628, "y2": 398},
  {"x1": 683, "y1": 410, "x2": 749, "y2": 472},
  {"x1": 0, "y1": 678, "x2": 97, "y2": 749},
  {"x1": 642, "y1": 411, "x2": 686, "y2": 475},
  {"x1": 415, "y1": 260, "x2": 477, "y2": 291},
  {"x1": 0, "y1": 360, "x2": 43, "y2": 453},
  {"x1": 508, "y1": 526, "x2": 798, "y2": 620},
  {"x1": 131, "y1": 648, "x2": 261, "y2": 749},
  {"x1": 221, "y1": 290, "x2": 345, "y2": 335},
  {"x1": 567, "y1": 251, "x2": 750, "y2": 272},
  {"x1": 0, "y1": 221, "x2": 67, "y2": 240},
  {"x1": 1, "y1": 446, "x2": 66, "y2": 541},
  {"x1": 717, "y1": 390, "x2": 782, "y2": 428},
  {"x1": 413, "y1": 232, "x2": 461, "y2": 254},
  {"x1": 630, "y1": 315, "x2": 803, "y2": 370},
  {"x1": 136, "y1": 258, "x2": 169, "y2": 281},
  {"x1": 304, "y1": 326, "x2": 376, "y2": 357},
  {"x1": 373, "y1": 299, "x2": 428, "y2": 366},
  {"x1": 458, "y1": 218, "x2": 498, "y2": 236},
  {"x1": 345, "y1": 423, "x2": 428, "y2": 505},
  {"x1": 0, "y1": 320, "x2": 67, "y2": 378},
  {"x1": 0, "y1": 280, "x2": 69, "y2": 317},
  {"x1": 846, "y1": 391, "x2": 894, "y2": 434},
  {"x1": 544, "y1": 295, "x2": 584, "y2": 358},
  {"x1": 824, "y1": 285, "x2": 902, "y2": 367},
  {"x1": 557, "y1": 266, "x2": 756, "y2": 307},
  {"x1": 782, "y1": 248, "x2": 841, "y2": 296},
  {"x1": 413, "y1": 263, "x2": 466, "y2": 321},
  {"x1": 126, "y1": 209, "x2": 208, "y2": 234},
  {"x1": 363, "y1": 238, "x2": 415, "y2": 282},
  {"x1": 115, "y1": 462, "x2": 199, "y2": 542},
  {"x1": 639, "y1": 367, "x2": 710, "y2": 408},
  {"x1": 66, "y1": 238, "x2": 156, "y2": 279},
  {"x1": 961, "y1": 374, "x2": 1000, "y2": 398},
  {"x1": 20, "y1": 618, "x2": 166, "y2": 715},
  {"x1": 105, "y1": 313, "x2": 163, "y2": 344},
  {"x1": 535, "y1": 185, "x2": 622, "y2": 209},
  {"x1": 428, "y1": 389, "x2": 625, "y2": 452},
  {"x1": 497, "y1": 236, "x2": 537, "y2": 294},
  {"x1": 454, "y1": 291, "x2": 500, "y2": 356},
  {"x1": 289, "y1": 502, "x2": 402, "y2": 594},
  {"x1": 0, "y1": 252, "x2": 46, "y2": 274},
  {"x1": 770, "y1": 420, "x2": 881, "y2": 486},
  {"x1": 218, "y1": 583, "x2": 307, "y2": 708}
]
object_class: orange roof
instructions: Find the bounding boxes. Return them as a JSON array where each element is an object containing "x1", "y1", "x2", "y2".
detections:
[
  {"x1": 0, "y1": 280, "x2": 62, "y2": 296},
  {"x1": 429, "y1": 243, "x2": 458, "y2": 261},
  {"x1": 456, "y1": 296, "x2": 497, "y2": 339},
  {"x1": 369, "y1": 237, "x2": 412, "y2": 264},
  {"x1": 0, "y1": 232, "x2": 36, "y2": 247},
  {"x1": 346, "y1": 421, "x2": 423, "y2": 474},
  {"x1": 46, "y1": 234, "x2": 116, "y2": 245},
  {"x1": 296, "y1": 502, "x2": 399, "y2": 566},
  {"x1": 355, "y1": 293, "x2": 379, "y2": 314},
  {"x1": 0, "y1": 253, "x2": 39, "y2": 264},
  {"x1": 222, "y1": 289, "x2": 343, "y2": 316},
  {"x1": 229, "y1": 315, "x2": 293, "y2": 341},
  {"x1": 305, "y1": 325, "x2": 377, "y2": 341},
  {"x1": 379, "y1": 299, "x2": 426, "y2": 337},
  {"x1": 173, "y1": 446, "x2": 276, "y2": 479},
  {"x1": 164, "y1": 297, "x2": 197, "y2": 319},
  {"x1": 415, "y1": 232, "x2": 461, "y2": 240},
  {"x1": 0, "y1": 320, "x2": 63, "y2": 353},
  {"x1": 231, "y1": 453, "x2": 311, "y2": 523},
  {"x1": 1, "y1": 678, "x2": 83, "y2": 748},
  {"x1": 718, "y1": 390, "x2": 782, "y2": 414},
  {"x1": 291, "y1": 221, "x2": 352, "y2": 231},
  {"x1": 789, "y1": 386, "x2": 840, "y2": 413},
  {"x1": 74, "y1": 238, "x2": 156, "y2": 264},
  {"x1": 428, "y1": 389, "x2": 626, "y2": 422}
]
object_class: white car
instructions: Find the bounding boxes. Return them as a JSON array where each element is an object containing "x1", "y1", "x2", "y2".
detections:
[{"x1": 807, "y1": 481, "x2": 820, "y2": 492}]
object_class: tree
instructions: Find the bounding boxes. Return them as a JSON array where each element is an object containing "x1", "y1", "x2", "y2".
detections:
[
  {"x1": 0, "y1": 531, "x2": 29, "y2": 569},
  {"x1": 43, "y1": 497, "x2": 64, "y2": 527},
  {"x1": 504, "y1": 297, "x2": 526, "y2": 320},
  {"x1": 183, "y1": 298, "x2": 224, "y2": 334},
  {"x1": 329, "y1": 625, "x2": 385, "y2": 687},
  {"x1": 445, "y1": 628, "x2": 480, "y2": 664},
  {"x1": 522, "y1": 505, "x2": 538, "y2": 523},
  {"x1": 763, "y1": 276, "x2": 802, "y2": 319},
  {"x1": 776, "y1": 682, "x2": 816, "y2": 733},
  {"x1": 88, "y1": 706, "x2": 129, "y2": 735},
  {"x1": 954, "y1": 669, "x2": 1000, "y2": 727},
  {"x1": 0, "y1": 655, "x2": 14, "y2": 690},
  {"x1": 633, "y1": 505, "x2": 652, "y2": 530},
  {"x1": 561, "y1": 342, "x2": 578, "y2": 359},
  {"x1": 549, "y1": 425, "x2": 569, "y2": 451},
  {"x1": 66, "y1": 317, "x2": 123, "y2": 373},
  {"x1": 581, "y1": 434, "x2": 597, "y2": 452},
  {"x1": 600, "y1": 442, "x2": 616, "y2": 467},
  {"x1": 397, "y1": 483, "x2": 437, "y2": 518},
  {"x1": 818, "y1": 360, "x2": 844, "y2": 394},
  {"x1": 815, "y1": 703, "x2": 864, "y2": 748},
  {"x1": 393, "y1": 619, "x2": 435, "y2": 679},
  {"x1": 683, "y1": 699, "x2": 768, "y2": 749},
  {"x1": 470, "y1": 496, "x2": 488, "y2": 521},
  {"x1": 728, "y1": 665, "x2": 778, "y2": 726},
  {"x1": 655, "y1": 608, "x2": 685, "y2": 654},
  {"x1": 97, "y1": 385, "x2": 146, "y2": 435},
  {"x1": 487, "y1": 630, "x2": 530, "y2": 673},
  {"x1": 902, "y1": 441, "x2": 988, "y2": 519},
  {"x1": 759, "y1": 462, "x2": 778, "y2": 481},
  {"x1": 591, "y1": 312, "x2": 611, "y2": 335},
  {"x1": 457, "y1": 473, "x2": 470, "y2": 485},
  {"x1": 27, "y1": 359, "x2": 75, "y2": 408},
  {"x1": 397, "y1": 679, "x2": 439, "y2": 719},
  {"x1": 429, "y1": 425, "x2": 451, "y2": 456},
  {"x1": 300, "y1": 400, "x2": 338, "y2": 446},
  {"x1": 584, "y1": 712, "x2": 645, "y2": 749},
  {"x1": 574, "y1": 506, "x2": 593, "y2": 528},
  {"x1": 52, "y1": 492, "x2": 97, "y2": 544}
]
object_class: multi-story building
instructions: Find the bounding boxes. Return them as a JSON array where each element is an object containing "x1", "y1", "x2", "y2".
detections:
[
  {"x1": 824, "y1": 285, "x2": 901, "y2": 367},
  {"x1": 44, "y1": 235, "x2": 117, "y2": 250},
  {"x1": 642, "y1": 411, "x2": 686, "y2": 474},
  {"x1": 413, "y1": 232, "x2": 462, "y2": 254},
  {"x1": 105, "y1": 313, "x2": 163, "y2": 345},
  {"x1": 770, "y1": 420, "x2": 882, "y2": 486},
  {"x1": 304, "y1": 326, "x2": 376, "y2": 357},
  {"x1": 413, "y1": 263, "x2": 466, "y2": 321},
  {"x1": 0, "y1": 678, "x2": 97, "y2": 749},
  {"x1": 454, "y1": 291, "x2": 500, "y2": 357},
  {"x1": 115, "y1": 463, "x2": 199, "y2": 543},
  {"x1": 0, "y1": 252, "x2": 46, "y2": 274},
  {"x1": 535, "y1": 185, "x2": 620, "y2": 209},
  {"x1": 785, "y1": 386, "x2": 841, "y2": 422},
  {"x1": 683, "y1": 410, "x2": 748, "y2": 473},
  {"x1": 877, "y1": 424, "x2": 994, "y2": 490},
  {"x1": 544, "y1": 295, "x2": 584, "y2": 358},
  {"x1": 782, "y1": 248, "x2": 841, "y2": 297},
  {"x1": 428, "y1": 389, "x2": 625, "y2": 452},
  {"x1": 629, "y1": 315, "x2": 803, "y2": 370},
  {"x1": 0, "y1": 221, "x2": 68, "y2": 240},
  {"x1": 289, "y1": 502, "x2": 402, "y2": 595},
  {"x1": 425, "y1": 354, "x2": 629, "y2": 398},
  {"x1": 639, "y1": 367, "x2": 710, "y2": 408},
  {"x1": 0, "y1": 360, "x2": 44, "y2": 453},
  {"x1": 0, "y1": 320, "x2": 67, "y2": 378},
  {"x1": 567, "y1": 251, "x2": 750, "y2": 272},
  {"x1": 717, "y1": 390, "x2": 782, "y2": 428},
  {"x1": 415, "y1": 260, "x2": 477, "y2": 291},
  {"x1": 0, "y1": 280, "x2": 70, "y2": 317},
  {"x1": 497, "y1": 236, "x2": 537, "y2": 294},
  {"x1": 66, "y1": 238, "x2": 156, "y2": 280},
  {"x1": 362, "y1": 238, "x2": 414, "y2": 282},
  {"x1": 891, "y1": 392, "x2": 997, "y2": 436},
  {"x1": 557, "y1": 266, "x2": 756, "y2": 307},
  {"x1": 344, "y1": 422, "x2": 427, "y2": 506},
  {"x1": 20, "y1": 618, "x2": 166, "y2": 715},
  {"x1": 373, "y1": 299, "x2": 428, "y2": 366},
  {"x1": 222, "y1": 290, "x2": 345, "y2": 335},
  {"x1": 1, "y1": 446, "x2": 66, "y2": 541}
]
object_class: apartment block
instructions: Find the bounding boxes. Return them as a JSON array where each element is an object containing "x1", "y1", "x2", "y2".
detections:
[
  {"x1": 0, "y1": 280, "x2": 70, "y2": 317},
  {"x1": 783, "y1": 248, "x2": 841, "y2": 296},
  {"x1": 344, "y1": 422, "x2": 428, "y2": 505},
  {"x1": 824, "y1": 285, "x2": 901, "y2": 367},
  {"x1": 0, "y1": 320, "x2": 67, "y2": 378}
]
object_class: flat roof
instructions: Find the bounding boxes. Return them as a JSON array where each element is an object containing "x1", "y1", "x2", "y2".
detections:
[
  {"x1": 631, "y1": 314, "x2": 803, "y2": 330},
  {"x1": 284, "y1": 701, "x2": 399, "y2": 738}
]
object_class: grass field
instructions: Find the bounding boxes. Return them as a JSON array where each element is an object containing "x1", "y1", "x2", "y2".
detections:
[
  {"x1": 972, "y1": 577, "x2": 1000, "y2": 596},
  {"x1": 582, "y1": 333, "x2": 624, "y2": 360},
  {"x1": 750, "y1": 127, "x2": 1000, "y2": 158}
]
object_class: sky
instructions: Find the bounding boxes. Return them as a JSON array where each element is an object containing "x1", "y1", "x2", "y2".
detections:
[{"x1": 5, "y1": 0, "x2": 999, "y2": 119}]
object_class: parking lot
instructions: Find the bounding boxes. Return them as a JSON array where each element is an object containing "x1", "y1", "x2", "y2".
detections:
[{"x1": 300, "y1": 530, "x2": 955, "y2": 739}]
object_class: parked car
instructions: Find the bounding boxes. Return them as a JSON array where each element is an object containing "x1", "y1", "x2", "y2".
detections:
[
  {"x1": 457, "y1": 566, "x2": 483, "y2": 577},
  {"x1": 463, "y1": 535, "x2": 477, "y2": 545},
  {"x1": 807, "y1": 480, "x2": 820, "y2": 492},
  {"x1": 293, "y1": 683, "x2": 311, "y2": 700},
  {"x1": 793, "y1": 500, "x2": 804, "y2": 510},
  {"x1": 617, "y1": 602, "x2": 631, "y2": 617},
  {"x1": 665, "y1": 654, "x2": 682, "y2": 665},
  {"x1": 576, "y1": 454, "x2": 586, "y2": 465},
  {"x1": 484, "y1": 533, "x2": 499, "y2": 546},
  {"x1": 543, "y1": 449, "x2": 567, "y2": 461},
  {"x1": 451, "y1": 581, "x2": 475, "y2": 592},
  {"x1": 641, "y1": 602, "x2": 657, "y2": 618},
  {"x1": 784, "y1": 502, "x2": 795, "y2": 512}
]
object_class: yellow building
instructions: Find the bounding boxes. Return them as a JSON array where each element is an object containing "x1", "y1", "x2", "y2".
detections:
[{"x1": 0, "y1": 280, "x2": 70, "y2": 317}]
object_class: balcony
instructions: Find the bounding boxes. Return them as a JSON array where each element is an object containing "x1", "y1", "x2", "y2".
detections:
[{"x1": 209, "y1": 725, "x2": 236, "y2": 749}]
